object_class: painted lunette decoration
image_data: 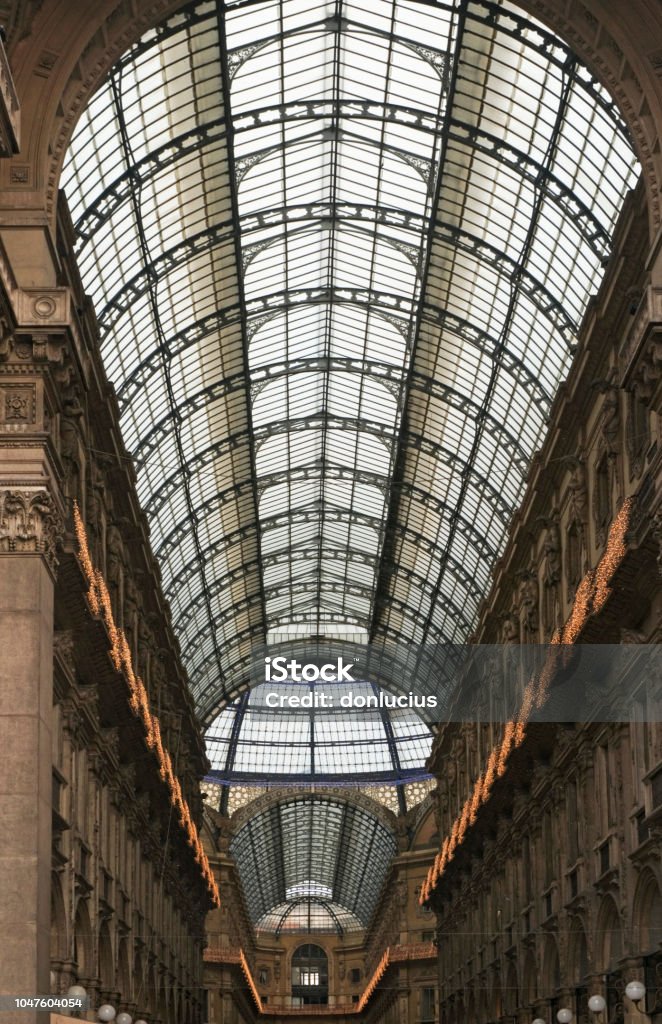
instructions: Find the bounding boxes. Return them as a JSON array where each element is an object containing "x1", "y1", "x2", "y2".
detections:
[
  {"x1": 420, "y1": 497, "x2": 634, "y2": 905},
  {"x1": 73, "y1": 502, "x2": 220, "y2": 908}
]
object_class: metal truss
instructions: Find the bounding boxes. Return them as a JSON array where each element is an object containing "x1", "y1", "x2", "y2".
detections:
[
  {"x1": 174, "y1": 556, "x2": 477, "y2": 654},
  {"x1": 117, "y1": 286, "x2": 550, "y2": 414},
  {"x1": 133, "y1": 355, "x2": 531, "y2": 473},
  {"x1": 97, "y1": 215, "x2": 577, "y2": 349},
  {"x1": 155, "y1": 479, "x2": 499, "y2": 571},
  {"x1": 143, "y1": 415, "x2": 514, "y2": 524}
]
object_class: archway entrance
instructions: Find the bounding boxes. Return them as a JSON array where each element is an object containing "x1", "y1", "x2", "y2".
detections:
[{"x1": 291, "y1": 944, "x2": 329, "y2": 1007}]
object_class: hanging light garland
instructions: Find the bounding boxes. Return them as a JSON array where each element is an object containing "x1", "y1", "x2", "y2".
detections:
[
  {"x1": 420, "y1": 497, "x2": 633, "y2": 905},
  {"x1": 356, "y1": 949, "x2": 390, "y2": 1012},
  {"x1": 73, "y1": 503, "x2": 220, "y2": 908},
  {"x1": 239, "y1": 950, "x2": 263, "y2": 1013}
]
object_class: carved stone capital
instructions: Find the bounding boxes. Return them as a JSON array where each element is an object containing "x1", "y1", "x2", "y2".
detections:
[{"x1": 0, "y1": 486, "x2": 63, "y2": 572}]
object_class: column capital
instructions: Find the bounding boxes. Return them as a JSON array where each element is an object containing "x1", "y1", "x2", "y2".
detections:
[{"x1": 0, "y1": 485, "x2": 63, "y2": 575}]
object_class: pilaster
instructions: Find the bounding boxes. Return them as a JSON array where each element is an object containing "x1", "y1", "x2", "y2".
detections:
[{"x1": 0, "y1": 243, "x2": 67, "y2": 1022}]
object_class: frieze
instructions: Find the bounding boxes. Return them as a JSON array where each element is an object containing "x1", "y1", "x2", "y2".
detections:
[
  {"x1": 0, "y1": 486, "x2": 63, "y2": 571},
  {"x1": 0, "y1": 331, "x2": 66, "y2": 364}
]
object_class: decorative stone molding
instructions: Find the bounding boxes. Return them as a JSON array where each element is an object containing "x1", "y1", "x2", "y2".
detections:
[
  {"x1": 0, "y1": 486, "x2": 63, "y2": 571},
  {"x1": 15, "y1": 287, "x2": 70, "y2": 328},
  {"x1": 53, "y1": 629, "x2": 76, "y2": 676},
  {"x1": 620, "y1": 285, "x2": 662, "y2": 408},
  {"x1": 0, "y1": 330, "x2": 66, "y2": 364},
  {"x1": 0, "y1": 382, "x2": 35, "y2": 424}
]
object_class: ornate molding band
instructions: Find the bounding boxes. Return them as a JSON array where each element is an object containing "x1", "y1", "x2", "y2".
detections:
[
  {"x1": 620, "y1": 285, "x2": 662, "y2": 405},
  {"x1": 0, "y1": 486, "x2": 63, "y2": 571}
]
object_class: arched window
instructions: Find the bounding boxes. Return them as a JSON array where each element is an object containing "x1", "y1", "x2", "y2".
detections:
[
  {"x1": 633, "y1": 871, "x2": 662, "y2": 953},
  {"x1": 291, "y1": 944, "x2": 328, "y2": 1007}
]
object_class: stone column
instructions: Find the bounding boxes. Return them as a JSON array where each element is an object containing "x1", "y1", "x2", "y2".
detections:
[
  {"x1": 0, "y1": 321, "x2": 66, "y2": 1023},
  {"x1": 0, "y1": 479, "x2": 62, "y2": 1016}
]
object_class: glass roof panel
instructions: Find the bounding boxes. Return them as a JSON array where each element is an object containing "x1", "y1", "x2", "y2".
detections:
[
  {"x1": 62, "y1": 0, "x2": 640, "y2": 724},
  {"x1": 206, "y1": 679, "x2": 433, "y2": 783}
]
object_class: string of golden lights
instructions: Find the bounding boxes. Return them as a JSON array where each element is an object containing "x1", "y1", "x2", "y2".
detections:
[
  {"x1": 419, "y1": 498, "x2": 633, "y2": 905},
  {"x1": 73, "y1": 502, "x2": 220, "y2": 908},
  {"x1": 357, "y1": 949, "x2": 390, "y2": 1012},
  {"x1": 239, "y1": 950, "x2": 264, "y2": 1012}
]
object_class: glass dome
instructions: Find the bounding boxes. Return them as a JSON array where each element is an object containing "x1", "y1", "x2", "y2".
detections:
[
  {"x1": 257, "y1": 898, "x2": 364, "y2": 936},
  {"x1": 205, "y1": 678, "x2": 434, "y2": 785}
]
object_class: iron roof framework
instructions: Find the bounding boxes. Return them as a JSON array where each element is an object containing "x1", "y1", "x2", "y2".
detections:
[
  {"x1": 62, "y1": 0, "x2": 640, "y2": 724},
  {"x1": 205, "y1": 678, "x2": 433, "y2": 789},
  {"x1": 228, "y1": 796, "x2": 398, "y2": 934}
]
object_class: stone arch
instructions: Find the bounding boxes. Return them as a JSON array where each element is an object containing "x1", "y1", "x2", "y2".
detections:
[
  {"x1": 632, "y1": 868, "x2": 662, "y2": 953},
  {"x1": 73, "y1": 899, "x2": 92, "y2": 980},
  {"x1": 567, "y1": 915, "x2": 591, "y2": 985},
  {"x1": 542, "y1": 935, "x2": 561, "y2": 997},
  {"x1": 522, "y1": 949, "x2": 538, "y2": 1007},
  {"x1": 491, "y1": 972, "x2": 503, "y2": 1020},
  {"x1": 98, "y1": 921, "x2": 114, "y2": 991},
  {"x1": 116, "y1": 937, "x2": 131, "y2": 1003},
  {"x1": 504, "y1": 960, "x2": 519, "y2": 1015},
  {"x1": 50, "y1": 872, "x2": 68, "y2": 962},
  {"x1": 477, "y1": 978, "x2": 489, "y2": 1024},
  {"x1": 596, "y1": 895, "x2": 623, "y2": 972},
  {"x1": 2, "y1": 0, "x2": 662, "y2": 234},
  {"x1": 230, "y1": 785, "x2": 398, "y2": 834},
  {"x1": 410, "y1": 797, "x2": 438, "y2": 849}
]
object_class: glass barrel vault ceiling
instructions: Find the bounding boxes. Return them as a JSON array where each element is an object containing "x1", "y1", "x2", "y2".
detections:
[
  {"x1": 229, "y1": 796, "x2": 398, "y2": 934},
  {"x1": 62, "y1": 0, "x2": 640, "y2": 723}
]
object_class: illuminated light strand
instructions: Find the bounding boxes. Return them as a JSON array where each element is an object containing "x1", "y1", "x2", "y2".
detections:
[
  {"x1": 239, "y1": 950, "x2": 263, "y2": 1013},
  {"x1": 420, "y1": 498, "x2": 634, "y2": 905},
  {"x1": 357, "y1": 949, "x2": 390, "y2": 1012},
  {"x1": 72, "y1": 503, "x2": 220, "y2": 907}
]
